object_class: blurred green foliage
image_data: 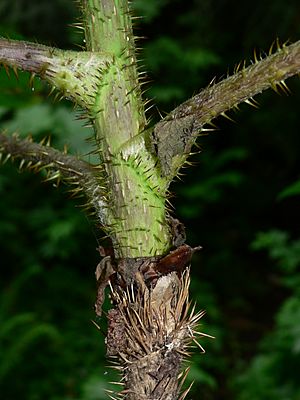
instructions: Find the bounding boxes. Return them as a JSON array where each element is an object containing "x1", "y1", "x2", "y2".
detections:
[
  {"x1": 233, "y1": 230, "x2": 300, "y2": 399},
  {"x1": 0, "y1": 0, "x2": 300, "y2": 399}
]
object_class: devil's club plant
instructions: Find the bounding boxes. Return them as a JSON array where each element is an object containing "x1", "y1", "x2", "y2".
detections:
[{"x1": 0, "y1": 1, "x2": 299, "y2": 399}]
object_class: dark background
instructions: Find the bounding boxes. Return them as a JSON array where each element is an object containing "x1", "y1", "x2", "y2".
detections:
[{"x1": 0, "y1": 0, "x2": 300, "y2": 399}]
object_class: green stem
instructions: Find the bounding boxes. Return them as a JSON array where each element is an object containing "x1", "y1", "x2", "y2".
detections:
[{"x1": 83, "y1": 0, "x2": 171, "y2": 257}]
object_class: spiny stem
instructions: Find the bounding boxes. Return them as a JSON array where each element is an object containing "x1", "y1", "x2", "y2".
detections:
[
  {"x1": 168, "y1": 40, "x2": 300, "y2": 129},
  {"x1": 0, "y1": 132, "x2": 92, "y2": 179},
  {"x1": 152, "y1": 40, "x2": 300, "y2": 181},
  {"x1": 82, "y1": 0, "x2": 171, "y2": 257},
  {"x1": 0, "y1": 132, "x2": 108, "y2": 224}
]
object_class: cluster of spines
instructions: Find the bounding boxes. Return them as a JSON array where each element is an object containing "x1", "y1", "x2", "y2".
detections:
[
  {"x1": 0, "y1": 134, "x2": 57, "y2": 182},
  {"x1": 233, "y1": 39, "x2": 291, "y2": 108},
  {"x1": 221, "y1": 39, "x2": 292, "y2": 123},
  {"x1": 107, "y1": 151, "x2": 172, "y2": 256},
  {"x1": 104, "y1": 270, "x2": 212, "y2": 399},
  {"x1": 222, "y1": 41, "x2": 291, "y2": 125},
  {"x1": 77, "y1": 0, "x2": 151, "y2": 126}
]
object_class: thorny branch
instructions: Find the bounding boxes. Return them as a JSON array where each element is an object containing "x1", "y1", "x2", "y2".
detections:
[
  {"x1": 152, "y1": 40, "x2": 300, "y2": 178},
  {"x1": 0, "y1": 132, "x2": 92, "y2": 179},
  {"x1": 1, "y1": 38, "x2": 300, "y2": 184},
  {"x1": 0, "y1": 38, "x2": 112, "y2": 110},
  {"x1": 0, "y1": 132, "x2": 108, "y2": 222}
]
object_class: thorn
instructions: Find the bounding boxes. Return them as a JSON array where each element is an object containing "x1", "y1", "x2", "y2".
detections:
[
  {"x1": 269, "y1": 40, "x2": 275, "y2": 55},
  {"x1": 233, "y1": 62, "x2": 240, "y2": 74},
  {"x1": 105, "y1": 393, "x2": 120, "y2": 400},
  {"x1": 90, "y1": 319, "x2": 105, "y2": 335},
  {"x1": 39, "y1": 136, "x2": 47, "y2": 146},
  {"x1": 197, "y1": 331, "x2": 215, "y2": 340},
  {"x1": 279, "y1": 80, "x2": 291, "y2": 95},
  {"x1": 68, "y1": 187, "x2": 83, "y2": 197},
  {"x1": 220, "y1": 112, "x2": 235, "y2": 123},
  {"x1": 244, "y1": 97, "x2": 259, "y2": 108},
  {"x1": 3, "y1": 64, "x2": 10, "y2": 77},
  {"x1": 200, "y1": 127, "x2": 216, "y2": 133},
  {"x1": 270, "y1": 81, "x2": 280, "y2": 95},
  {"x1": 43, "y1": 172, "x2": 60, "y2": 182},
  {"x1": 178, "y1": 367, "x2": 190, "y2": 389},
  {"x1": 276, "y1": 37, "x2": 281, "y2": 51},
  {"x1": 3, "y1": 153, "x2": 12, "y2": 164},
  {"x1": 206, "y1": 120, "x2": 218, "y2": 129},
  {"x1": 179, "y1": 381, "x2": 194, "y2": 400},
  {"x1": 208, "y1": 76, "x2": 217, "y2": 86},
  {"x1": 12, "y1": 66, "x2": 19, "y2": 80},
  {"x1": 29, "y1": 73, "x2": 35, "y2": 87},
  {"x1": 48, "y1": 86, "x2": 56, "y2": 97},
  {"x1": 192, "y1": 338, "x2": 206, "y2": 353},
  {"x1": 63, "y1": 144, "x2": 68, "y2": 154},
  {"x1": 31, "y1": 161, "x2": 42, "y2": 171},
  {"x1": 253, "y1": 48, "x2": 258, "y2": 63},
  {"x1": 53, "y1": 92, "x2": 61, "y2": 102},
  {"x1": 19, "y1": 159, "x2": 25, "y2": 170}
]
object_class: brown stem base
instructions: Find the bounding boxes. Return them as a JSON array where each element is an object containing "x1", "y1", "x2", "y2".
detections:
[{"x1": 105, "y1": 270, "x2": 207, "y2": 400}]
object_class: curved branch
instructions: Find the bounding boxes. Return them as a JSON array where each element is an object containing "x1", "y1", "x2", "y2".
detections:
[
  {"x1": 0, "y1": 132, "x2": 92, "y2": 179},
  {"x1": 0, "y1": 39, "x2": 112, "y2": 110},
  {"x1": 152, "y1": 40, "x2": 300, "y2": 179},
  {"x1": 0, "y1": 132, "x2": 108, "y2": 224}
]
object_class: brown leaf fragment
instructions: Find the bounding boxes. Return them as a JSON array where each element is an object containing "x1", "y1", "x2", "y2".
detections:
[{"x1": 94, "y1": 255, "x2": 115, "y2": 316}]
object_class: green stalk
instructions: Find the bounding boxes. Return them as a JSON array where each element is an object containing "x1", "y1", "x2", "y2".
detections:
[{"x1": 82, "y1": 0, "x2": 171, "y2": 257}]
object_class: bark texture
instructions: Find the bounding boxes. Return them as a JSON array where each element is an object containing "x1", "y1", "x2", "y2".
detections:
[{"x1": 106, "y1": 266, "x2": 204, "y2": 400}]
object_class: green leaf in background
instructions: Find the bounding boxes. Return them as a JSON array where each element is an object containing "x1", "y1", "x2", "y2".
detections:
[
  {"x1": 177, "y1": 147, "x2": 248, "y2": 218},
  {"x1": 278, "y1": 179, "x2": 300, "y2": 200},
  {"x1": 132, "y1": 0, "x2": 170, "y2": 22},
  {"x1": 233, "y1": 296, "x2": 300, "y2": 400},
  {"x1": 0, "y1": 69, "x2": 44, "y2": 108},
  {"x1": 144, "y1": 36, "x2": 220, "y2": 105},
  {"x1": 1, "y1": 103, "x2": 94, "y2": 156},
  {"x1": 251, "y1": 230, "x2": 300, "y2": 274}
]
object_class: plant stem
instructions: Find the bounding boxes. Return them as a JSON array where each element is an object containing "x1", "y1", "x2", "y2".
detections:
[
  {"x1": 152, "y1": 40, "x2": 300, "y2": 180},
  {"x1": 82, "y1": 0, "x2": 171, "y2": 257},
  {"x1": 0, "y1": 132, "x2": 108, "y2": 223}
]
